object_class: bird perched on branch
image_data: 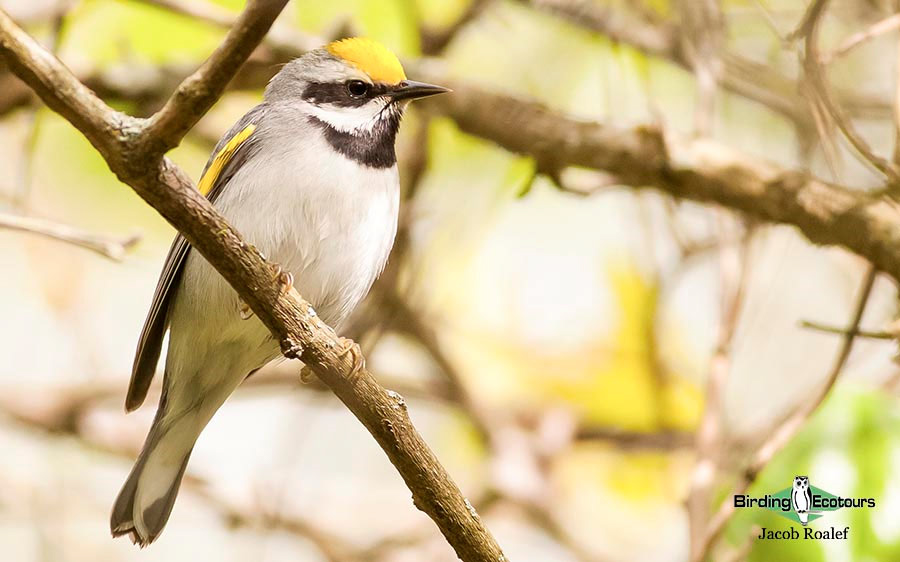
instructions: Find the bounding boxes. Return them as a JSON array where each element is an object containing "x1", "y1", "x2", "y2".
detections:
[{"x1": 111, "y1": 37, "x2": 448, "y2": 546}]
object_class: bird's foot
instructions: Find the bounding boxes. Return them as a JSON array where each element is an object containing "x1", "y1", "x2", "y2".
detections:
[
  {"x1": 299, "y1": 338, "x2": 363, "y2": 383},
  {"x1": 271, "y1": 263, "x2": 294, "y2": 296},
  {"x1": 299, "y1": 364, "x2": 316, "y2": 383},
  {"x1": 239, "y1": 298, "x2": 253, "y2": 320},
  {"x1": 336, "y1": 337, "x2": 365, "y2": 380},
  {"x1": 240, "y1": 264, "x2": 292, "y2": 320}
]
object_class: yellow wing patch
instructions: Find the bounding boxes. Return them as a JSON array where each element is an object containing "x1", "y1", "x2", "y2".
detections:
[
  {"x1": 198, "y1": 124, "x2": 256, "y2": 196},
  {"x1": 326, "y1": 37, "x2": 406, "y2": 85}
]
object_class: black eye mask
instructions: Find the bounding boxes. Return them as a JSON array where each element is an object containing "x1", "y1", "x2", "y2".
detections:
[{"x1": 302, "y1": 81, "x2": 391, "y2": 108}]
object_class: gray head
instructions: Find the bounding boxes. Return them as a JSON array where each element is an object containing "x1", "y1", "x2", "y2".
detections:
[{"x1": 265, "y1": 38, "x2": 448, "y2": 137}]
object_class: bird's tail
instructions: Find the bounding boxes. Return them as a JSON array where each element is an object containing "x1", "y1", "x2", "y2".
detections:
[
  {"x1": 110, "y1": 394, "x2": 201, "y2": 547},
  {"x1": 798, "y1": 511, "x2": 809, "y2": 525}
]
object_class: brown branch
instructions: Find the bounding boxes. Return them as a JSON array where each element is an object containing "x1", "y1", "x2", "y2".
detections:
[
  {"x1": 420, "y1": 82, "x2": 900, "y2": 284},
  {"x1": 696, "y1": 264, "x2": 878, "y2": 559},
  {"x1": 0, "y1": 6, "x2": 506, "y2": 559},
  {"x1": 139, "y1": 0, "x2": 288, "y2": 155},
  {"x1": 0, "y1": 212, "x2": 140, "y2": 260},
  {"x1": 574, "y1": 426, "x2": 694, "y2": 450}
]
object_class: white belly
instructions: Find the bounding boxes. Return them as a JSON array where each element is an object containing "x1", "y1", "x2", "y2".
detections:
[{"x1": 168, "y1": 132, "x2": 400, "y2": 378}]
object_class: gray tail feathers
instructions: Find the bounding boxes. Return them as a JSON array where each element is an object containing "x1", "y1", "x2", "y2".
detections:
[{"x1": 110, "y1": 406, "x2": 197, "y2": 547}]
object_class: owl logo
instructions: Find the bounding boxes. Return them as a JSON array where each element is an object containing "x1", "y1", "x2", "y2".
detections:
[{"x1": 791, "y1": 476, "x2": 812, "y2": 525}]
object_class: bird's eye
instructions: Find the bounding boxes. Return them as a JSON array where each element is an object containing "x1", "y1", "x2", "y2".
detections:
[{"x1": 346, "y1": 80, "x2": 369, "y2": 98}]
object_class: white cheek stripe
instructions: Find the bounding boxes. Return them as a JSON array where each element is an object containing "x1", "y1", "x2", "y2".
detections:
[{"x1": 304, "y1": 100, "x2": 387, "y2": 134}]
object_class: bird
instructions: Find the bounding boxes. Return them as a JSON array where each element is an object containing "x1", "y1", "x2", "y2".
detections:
[
  {"x1": 110, "y1": 37, "x2": 449, "y2": 547},
  {"x1": 791, "y1": 475, "x2": 812, "y2": 525}
]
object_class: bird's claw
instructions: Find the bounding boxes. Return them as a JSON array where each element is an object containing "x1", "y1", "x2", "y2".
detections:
[
  {"x1": 299, "y1": 339, "x2": 363, "y2": 383},
  {"x1": 239, "y1": 298, "x2": 253, "y2": 320},
  {"x1": 336, "y1": 337, "x2": 365, "y2": 380},
  {"x1": 299, "y1": 364, "x2": 316, "y2": 383},
  {"x1": 271, "y1": 264, "x2": 293, "y2": 296}
]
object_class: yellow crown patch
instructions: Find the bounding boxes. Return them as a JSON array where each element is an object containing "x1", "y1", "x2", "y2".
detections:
[{"x1": 326, "y1": 37, "x2": 407, "y2": 85}]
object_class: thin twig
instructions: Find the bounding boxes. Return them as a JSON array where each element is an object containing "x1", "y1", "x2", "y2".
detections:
[
  {"x1": 696, "y1": 264, "x2": 878, "y2": 559},
  {"x1": 797, "y1": 0, "x2": 900, "y2": 181},
  {"x1": 823, "y1": 13, "x2": 900, "y2": 63},
  {"x1": 687, "y1": 216, "x2": 750, "y2": 562},
  {"x1": 0, "y1": 212, "x2": 139, "y2": 261},
  {"x1": 676, "y1": 0, "x2": 724, "y2": 136},
  {"x1": 800, "y1": 319, "x2": 895, "y2": 340},
  {"x1": 14, "y1": 0, "x2": 70, "y2": 210}
]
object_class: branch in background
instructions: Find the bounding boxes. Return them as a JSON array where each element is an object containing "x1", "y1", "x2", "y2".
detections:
[
  {"x1": 516, "y1": 0, "x2": 892, "y2": 132},
  {"x1": 0, "y1": 0, "x2": 893, "y2": 130},
  {"x1": 0, "y1": 393, "x2": 432, "y2": 562},
  {"x1": 800, "y1": 319, "x2": 896, "y2": 340},
  {"x1": 696, "y1": 264, "x2": 878, "y2": 559},
  {"x1": 0, "y1": 212, "x2": 140, "y2": 261},
  {"x1": 138, "y1": 0, "x2": 290, "y2": 154},
  {"x1": 687, "y1": 218, "x2": 750, "y2": 562},
  {"x1": 422, "y1": 83, "x2": 900, "y2": 284},
  {"x1": 420, "y1": 0, "x2": 491, "y2": 55},
  {"x1": 796, "y1": 0, "x2": 900, "y2": 182},
  {"x1": 3, "y1": 0, "x2": 900, "y2": 288},
  {"x1": 823, "y1": 12, "x2": 900, "y2": 63},
  {"x1": 675, "y1": 0, "x2": 724, "y2": 136},
  {"x1": 0, "y1": 4, "x2": 506, "y2": 560},
  {"x1": 12, "y1": 0, "x2": 69, "y2": 210},
  {"x1": 0, "y1": 365, "x2": 674, "y2": 562},
  {"x1": 574, "y1": 426, "x2": 693, "y2": 450}
]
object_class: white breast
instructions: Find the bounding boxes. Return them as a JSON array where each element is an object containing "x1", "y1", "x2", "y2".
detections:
[{"x1": 178, "y1": 122, "x2": 400, "y2": 341}]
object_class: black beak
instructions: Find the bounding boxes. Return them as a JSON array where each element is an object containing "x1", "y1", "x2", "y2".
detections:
[{"x1": 389, "y1": 80, "x2": 451, "y2": 101}]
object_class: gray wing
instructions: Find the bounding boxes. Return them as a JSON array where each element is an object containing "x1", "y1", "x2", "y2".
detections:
[{"x1": 125, "y1": 105, "x2": 267, "y2": 411}]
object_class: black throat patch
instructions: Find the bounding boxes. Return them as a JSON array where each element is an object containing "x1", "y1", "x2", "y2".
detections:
[{"x1": 309, "y1": 109, "x2": 401, "y2": 169}]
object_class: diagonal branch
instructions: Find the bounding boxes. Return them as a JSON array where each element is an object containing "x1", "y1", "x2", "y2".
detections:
[
  {"x1": 0, "y1": 5, "x2": 505, "y2": 560},
  {"x1": 139, "y1": 0, "x2": 288, "y2": 155}
]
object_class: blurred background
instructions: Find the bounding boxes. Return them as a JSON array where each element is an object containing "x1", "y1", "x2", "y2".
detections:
[{"x1": 2, "y1": 0, "x2": 900, "y2": 560}]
